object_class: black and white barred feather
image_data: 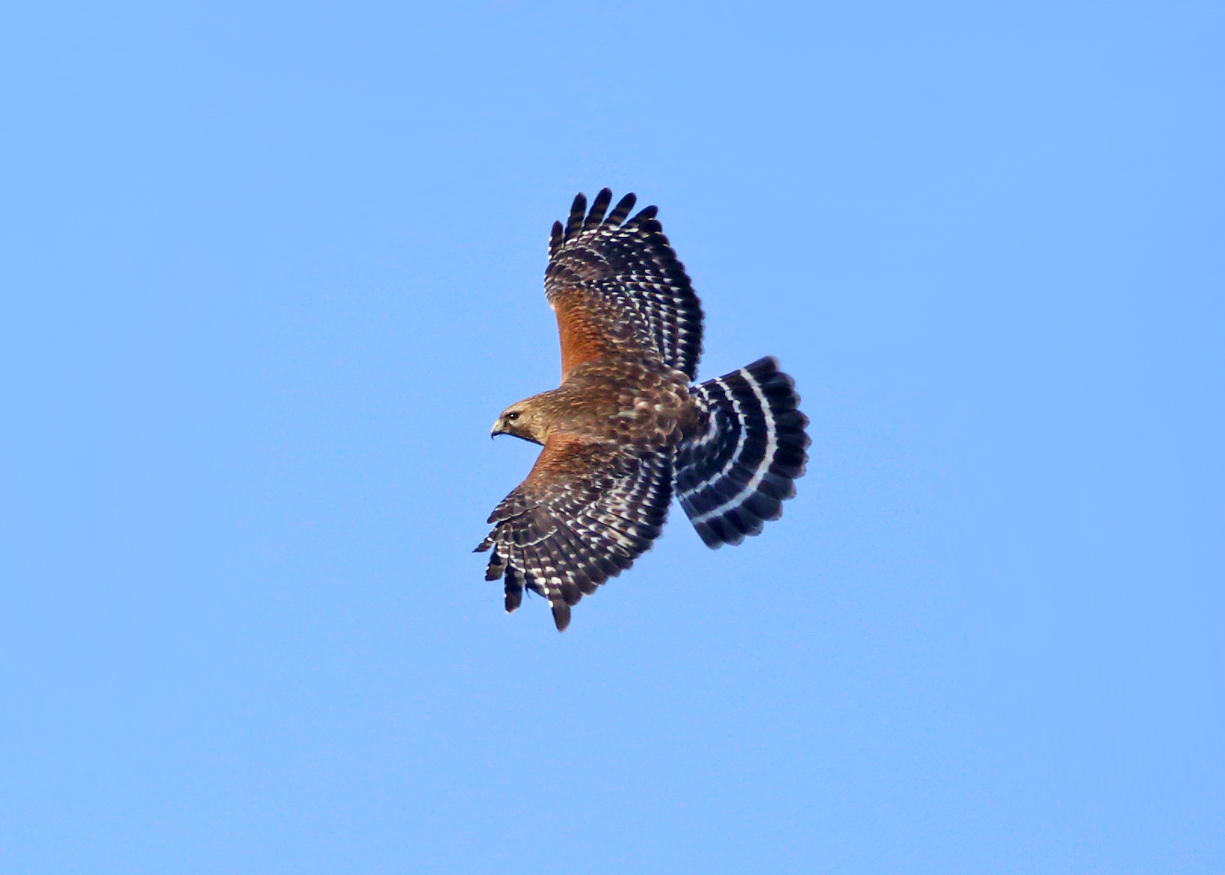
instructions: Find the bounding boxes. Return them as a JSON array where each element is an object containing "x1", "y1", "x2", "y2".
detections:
[
  {"x1": 674, "y1": 357, "x2": 810, "y2": 548},
  {"x1": 547, "y1": 189, "x2": 704, "y2": 380}
]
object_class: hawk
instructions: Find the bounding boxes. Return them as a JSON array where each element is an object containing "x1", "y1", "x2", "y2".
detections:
[{"x1": 476, "y1": 189, "x2": 810, "y2": 631}]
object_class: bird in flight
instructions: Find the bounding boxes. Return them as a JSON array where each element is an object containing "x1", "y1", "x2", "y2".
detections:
[{"x1": 476, "y1": 189, "x2": 810, "y2": 631}]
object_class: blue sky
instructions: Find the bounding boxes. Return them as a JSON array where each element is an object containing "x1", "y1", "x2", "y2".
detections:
[{"x1": 2, "y1": 2, "x2": 1222, "y2": 872}]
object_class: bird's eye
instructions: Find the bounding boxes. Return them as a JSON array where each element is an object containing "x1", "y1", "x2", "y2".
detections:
[{"x1": 506, "y1": 411, "x2": 520, "y2": 421}]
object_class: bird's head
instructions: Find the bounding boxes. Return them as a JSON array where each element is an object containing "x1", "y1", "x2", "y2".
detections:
[{"x1": 491, "y1": 399, "x2": 549, "y2": 445}]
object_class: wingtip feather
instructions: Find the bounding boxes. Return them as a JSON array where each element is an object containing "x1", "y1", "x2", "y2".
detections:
[
  {"x1": 565, "y1": 193, "x2": 587, "y2": 240},
  {"x1": 585, "y1": 188, "x2": 612, "y2": 230},
  {"x1": 607, "y1": 192, "x2": 637, "y2": 226}
]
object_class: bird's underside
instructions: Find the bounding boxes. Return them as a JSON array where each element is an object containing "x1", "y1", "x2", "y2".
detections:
[{"x1": 476, "y1": 189, "x2": 810, "y2": 631}]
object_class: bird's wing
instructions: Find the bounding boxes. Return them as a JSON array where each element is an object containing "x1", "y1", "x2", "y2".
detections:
[
  {"x1": 544, "y1": 189, "x2": 704, "y2": 382},
  {"x1": 475, "y1": 432, "x2": 673, "y2": 631}
]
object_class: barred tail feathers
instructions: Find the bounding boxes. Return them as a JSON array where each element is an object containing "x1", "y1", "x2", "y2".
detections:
[{"x1": 674, "y1": 357, "x2": 810, "y2": 548}]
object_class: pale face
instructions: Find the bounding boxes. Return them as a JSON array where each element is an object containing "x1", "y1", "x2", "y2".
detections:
[{"x1": 491, "y1": 400, "x2": 548, "y2": 445}]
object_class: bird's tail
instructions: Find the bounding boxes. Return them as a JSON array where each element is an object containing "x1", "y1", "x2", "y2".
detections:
[{"x1": 674, "y1": 357, "x2": 810, "y2": 548}]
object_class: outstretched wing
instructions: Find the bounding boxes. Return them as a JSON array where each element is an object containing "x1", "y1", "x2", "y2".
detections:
[
  {"x1": 474, "y1": 433, "x2": 673, "y2": 631},
  {"x1": 545, "y1": 189, "x2": 704, "y2": 382}
]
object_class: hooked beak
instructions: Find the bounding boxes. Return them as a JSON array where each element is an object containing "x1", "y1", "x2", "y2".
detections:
[{"x1": 490, "y1": 418, "x2": 503, "y2": 439}]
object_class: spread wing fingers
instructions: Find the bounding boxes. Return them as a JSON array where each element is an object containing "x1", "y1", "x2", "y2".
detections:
[
  {"x1": 545, "y1": 189, "x2": 704, "y2": 381},
  {"x1": 475, "y1": 434, "x2": 673, "y2": 631}
]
